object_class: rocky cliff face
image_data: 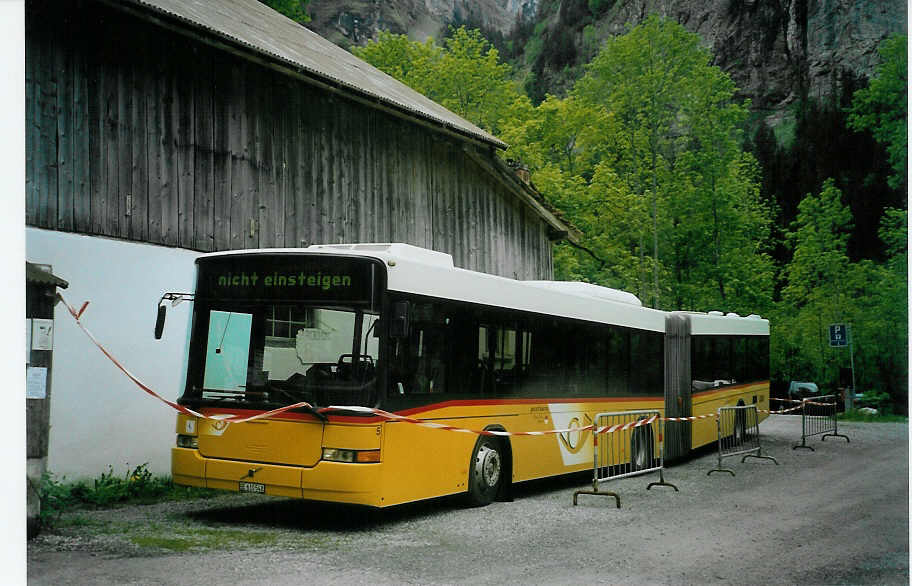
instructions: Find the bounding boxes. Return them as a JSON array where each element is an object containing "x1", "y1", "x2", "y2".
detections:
[
  {"x1": 668, "y1": 0, "x2": 903, "y2": 122},
  {"x1": 306, "y1": 0, "x2": 537, "y2": 47},
  {"x1": 526, "y1": 0, "x2": 906, "y2": 125},
  {"x1": 306, "y1": 0, "x2": 905, "y2": 127}
]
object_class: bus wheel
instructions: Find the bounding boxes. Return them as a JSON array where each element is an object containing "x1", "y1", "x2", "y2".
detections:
[
  {"x1": 630, "y1": 427, "x2": 654, "y2": 471},
  {"x1": 467, "y1": 437, "x2": 503, "y2": 506}
]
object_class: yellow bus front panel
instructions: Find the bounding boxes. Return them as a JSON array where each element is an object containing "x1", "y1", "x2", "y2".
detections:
[
  {"x1": 197, "y1": 417, "x2": 324, "y2": 467},
  {"x1": 206, "y1": 457, "x2": 304, "y2": 498},
  {"x1": 172, "y1": 447, "x2": 206, "y2": 488}
]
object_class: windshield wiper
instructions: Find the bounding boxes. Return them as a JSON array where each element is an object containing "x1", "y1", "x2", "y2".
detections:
[{"x1": 298, "y1": 403, "x2": 328, "y2": 422}]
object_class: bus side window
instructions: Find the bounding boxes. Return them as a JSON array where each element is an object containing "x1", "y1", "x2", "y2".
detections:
[
  {"x1": 476, "y1": 325, "x2": 493, "y2": 394},
  {"x1": 606, "y1": 326, "x2": 629, "y2": 396},
  {"x1": 475, "y1": 324, "x2": 532, "y2": 396},
  {"x1": 692, "y1": 335, "x2": 735, "y2": 390},
  {"x1": 390, "y1": 302, "x2": 449, "y2": 395},
  {"x1": 521, "y1": 319, "x2": 564, "y2": 395},
  {"x1": 630, "y1": 330, "x2": 663, "y2": 395}
]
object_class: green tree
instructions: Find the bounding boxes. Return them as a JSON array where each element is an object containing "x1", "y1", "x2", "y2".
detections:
[
  {"x1": 865, "y1": 208, "x2": 908, "y2": 408},
  {"x1": 500, "y1": 95, "x2": 607, "y2": 175},
  {"x1": 353, "y1": 27, "x2": 532, "y2": 137},
  {"x1": 259, "y1": 0, "x2": 310, "y2": 24},
  {"x1": 781, "y1": 179, "x2": 853, "y2": 307},
  {"x1": 774, "y1": 179, "x2": 907, "y2": 411},
  {"x1": 569, "y1": 15, "x2": 770, "y2": 310},
  {"x1": 351, "y1": 31, "x2": 441, "y2": 86},
  {"x1": 775, "y1": 179, "x2": 853, "y2": 390},
  {"x1": 847, "y1": 34, "x2": 907, "y2": 189}
]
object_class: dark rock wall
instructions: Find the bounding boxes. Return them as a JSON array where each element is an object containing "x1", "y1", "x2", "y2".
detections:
[{"x1": 306, "y1": 0, "x2": 906, "y2": 127}]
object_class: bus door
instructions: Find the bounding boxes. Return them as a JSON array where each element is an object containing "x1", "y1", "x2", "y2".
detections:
[{"x1": 664, "y1": 313, "x2": 692, "y2": 461}]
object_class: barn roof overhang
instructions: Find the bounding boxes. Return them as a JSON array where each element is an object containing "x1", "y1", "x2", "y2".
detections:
[
  {"x1": 461, "y1": 147, "x2": 581, "y2": 243},
  {"x1": 106, "y1": 0, "x2": 506, "y2": 151}
]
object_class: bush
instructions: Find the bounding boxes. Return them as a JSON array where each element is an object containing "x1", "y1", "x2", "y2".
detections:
[
  {"x1": 37, "y1": 464, "x2": 216, "y2": 529},
  {"x1": 856, "y1": 390, "x2": 893, "y2": 414},
  {"x1": 839, "y1": 408, "x2": 907, "y2": 423}
]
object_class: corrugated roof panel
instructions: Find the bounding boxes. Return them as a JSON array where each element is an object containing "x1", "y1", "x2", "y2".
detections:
[
  {"x1": 26, "y1": 263, "x2": 69, "y2": 289},
  {"x1": 124, "y1": 0, "x2": 507, "y2": 149}
]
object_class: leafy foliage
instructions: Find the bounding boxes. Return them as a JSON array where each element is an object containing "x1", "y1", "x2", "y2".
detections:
[
  {"x1": 258, "y1": 0, "x2": 310, "y2": 24},
  {"x1": 565, "y1": 15, "x2": 773, "y2": 311},
  {"x1": 773, "y1": 181, "x2": 907, "y2": 410},
  {"x1": 353, "y1": 27, "x2": 532, "y2": 137},
  {"x1": 37, "y1": 464, "x2": 217, "y2": 528},
  {"x1": 847, "y1": 35, "x2": 907, "y2": 190},
  {"x1": 749, "y1": 73, "x2": 901, "y2": 264}
]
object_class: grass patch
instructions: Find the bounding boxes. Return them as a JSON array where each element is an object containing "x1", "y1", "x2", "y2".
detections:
[
  {"x1": 838, "y1": 409, "x2": 908, "y2": 423},
  {"x1": 130, "y1": 535, "x2": 196, "y2": 552},
  {"x1": 129, "y1": 527, "x2": 284, "y2": 552},
  {"x1": 54, "y1": 515, "x2": 110, "y2": 529}
]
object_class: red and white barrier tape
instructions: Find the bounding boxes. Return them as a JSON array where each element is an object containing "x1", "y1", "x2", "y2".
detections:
[
  {"x1": 596, "y1": 414, "x2": 657, "y2": 435},
  {"x1": 57, "y1": 294, "x2": 800, "y2": 435},
  {"x1": 663, "y1": 413, "x2": 718, "y2": 422},
  {"x1": 57, "y1": 294, "x2": 315, "y2": 424},
  {"x1": 322, "y1": 405, "x2": 597, "y2": 436},
  {"x1": 759, "y1": 404, "x2": 805, "y2": 414}
]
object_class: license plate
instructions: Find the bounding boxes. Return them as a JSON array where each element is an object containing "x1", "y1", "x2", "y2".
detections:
[{"x1": 239, "y1": 481, "x2": 265, "y2": 494}]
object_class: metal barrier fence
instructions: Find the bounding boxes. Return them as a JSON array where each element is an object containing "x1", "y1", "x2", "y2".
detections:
[
  {"x1": 573, "y1": 410, "x2": 678, "y2": 508},
  {"x1": 793, "y1": 395, "x2": 850, "y2": 451},
  {"x1": 707, "y1": 404, "x2": 777, "y2": 475}
]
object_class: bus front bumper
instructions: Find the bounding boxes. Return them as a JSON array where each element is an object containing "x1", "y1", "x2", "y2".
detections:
[{"x1": 172, "y1": 447, "x2": 383, "y2": 506}]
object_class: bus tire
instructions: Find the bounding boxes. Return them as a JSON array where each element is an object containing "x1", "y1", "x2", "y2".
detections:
[
  {"x1": 630, "y1": 427, "x2": 655, "y2": 471},
  {"x1": 467, "y1": 437, "x2": 503, "y2": 507}
]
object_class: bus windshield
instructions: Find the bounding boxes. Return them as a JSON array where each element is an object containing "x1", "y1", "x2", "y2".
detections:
[{"x1": 181, "y1": 254, "x2": 384, "y2": 409}]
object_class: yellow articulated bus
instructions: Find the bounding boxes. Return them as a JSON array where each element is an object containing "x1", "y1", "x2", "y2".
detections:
[{"x1": 157, "y1": 243, "x2": 769, "y2": 507}]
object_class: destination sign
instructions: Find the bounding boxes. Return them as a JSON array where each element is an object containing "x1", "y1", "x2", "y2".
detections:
[{"x1": 196, "y1": 254, "x2": 383, "y2": 307}]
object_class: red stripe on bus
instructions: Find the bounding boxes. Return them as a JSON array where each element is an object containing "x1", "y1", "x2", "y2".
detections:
[
  {"x1": 392, "y1": 396, "x2": 664, "y2": 417},
  {"x1": 197, "y1": 395, "x2": 666, "y2": 424}
]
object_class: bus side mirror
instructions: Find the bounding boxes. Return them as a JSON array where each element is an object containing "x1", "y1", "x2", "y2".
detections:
[
  {"x1": 390, "y1": 301, "x2": 410, "y2": 338},
  {"x1": 154, "y1": 305, "x2": 167, "y2": 340}
]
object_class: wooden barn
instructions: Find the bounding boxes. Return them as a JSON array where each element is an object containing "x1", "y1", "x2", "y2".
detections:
[
  {"x1": 24, "y1": 0, "x2": 574, "y2": 478},
  {"x1": 26, "y1": 0, "x2": 572, "y2": 278}
]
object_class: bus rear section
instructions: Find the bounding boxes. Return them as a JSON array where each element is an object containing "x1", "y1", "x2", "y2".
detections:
[{"x1": 663, "y1": 311, "x2": 771, "y2": 457}]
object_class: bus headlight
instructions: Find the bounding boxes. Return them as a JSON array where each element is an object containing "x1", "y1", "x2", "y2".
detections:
[
  {"x1": 322, "y1": 448, "x2": 381, "y2": 463},
  {"x1": 176, "y1": 434, "x2": 199, "y2": 449}
]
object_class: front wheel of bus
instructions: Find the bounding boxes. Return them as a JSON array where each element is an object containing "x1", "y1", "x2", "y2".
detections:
[{"x1": 467, "y1": 437, "x2": 503, "y2": 506}]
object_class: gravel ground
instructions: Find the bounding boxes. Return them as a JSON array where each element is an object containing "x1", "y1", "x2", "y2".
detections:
[{"x1": 28, "y1": 416, "x2": 909, "y2": 585}]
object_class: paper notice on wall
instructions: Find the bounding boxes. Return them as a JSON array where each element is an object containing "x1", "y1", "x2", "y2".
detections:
[
  {"x1": 26, "y1": 366, "x2": 48, "y2": 399},
  {"x1": 31, "y1": 319, "x2": 54, "y2": 351}
]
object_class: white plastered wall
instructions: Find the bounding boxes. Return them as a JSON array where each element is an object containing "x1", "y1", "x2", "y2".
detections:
[{"x1": 26, "y1": 228, "x2": 199, "y2": 478}]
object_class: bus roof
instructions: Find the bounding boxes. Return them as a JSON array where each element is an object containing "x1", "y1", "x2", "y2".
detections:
[{"x1": 198, "y1": 244, "x2": 768, "y2": 335}]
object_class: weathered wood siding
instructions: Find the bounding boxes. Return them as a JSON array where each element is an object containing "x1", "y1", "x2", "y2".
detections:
[{"x1": 25, "y1": 1, "x2": 553, "y2": 280}]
